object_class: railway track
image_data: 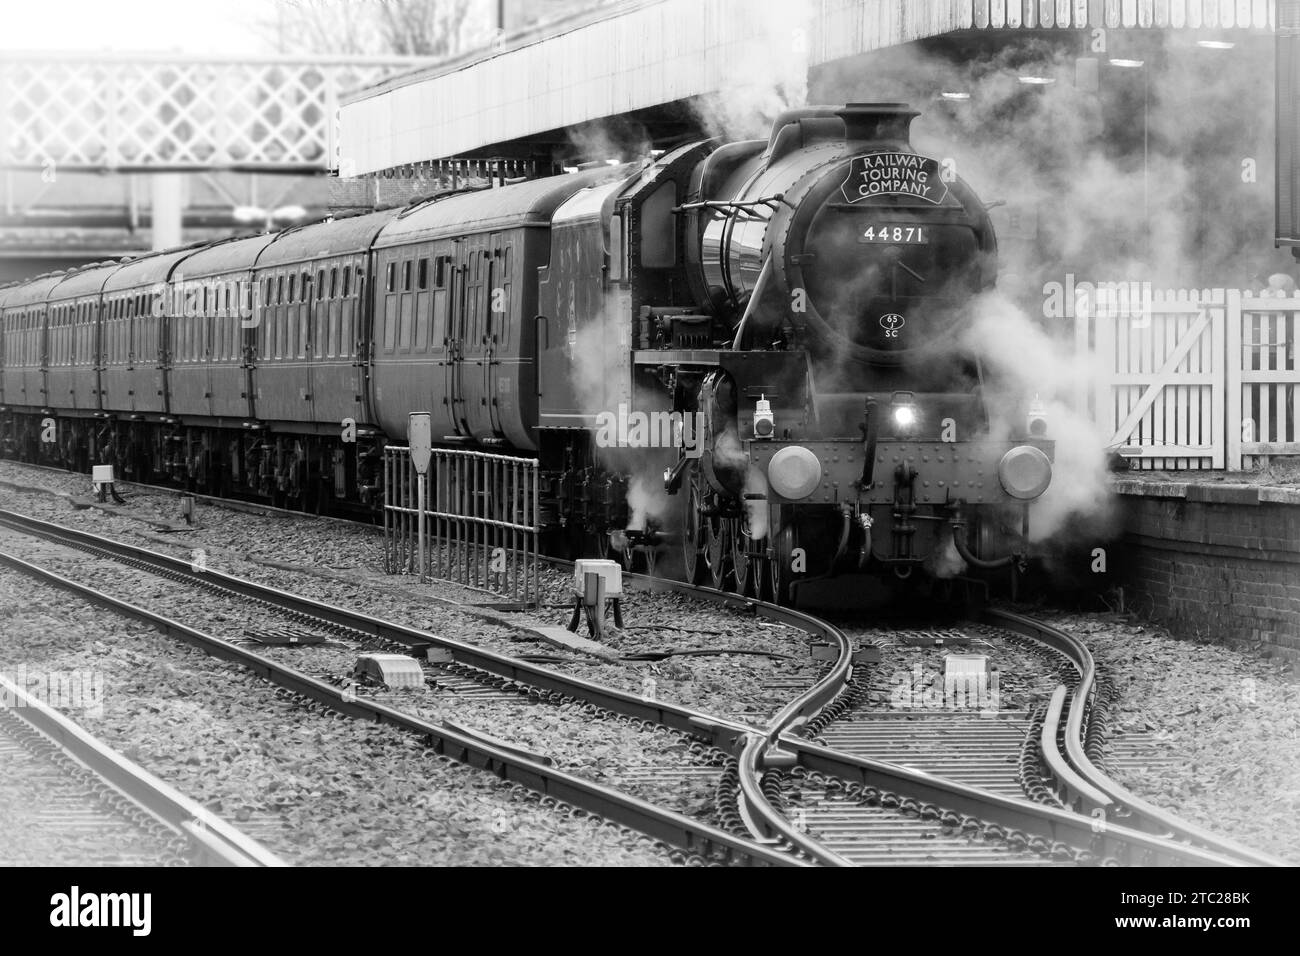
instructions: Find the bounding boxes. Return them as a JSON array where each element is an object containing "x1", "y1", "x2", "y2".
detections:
[
  {"x1": 0, "y1": 463, "x2": 1287, "y2": 867},
  {"x1": 728, "y1": 608, "x2": 1287, "y2": 866},
  {"x1": 0, "y1": 670, "x2": 283, "y2": 867},
  {"x1": 806, "y1": 622, "x2": 1064, "y2": 802},
  {"x1": 0, "y1": 506, "x2": 797, "y2": 866}
]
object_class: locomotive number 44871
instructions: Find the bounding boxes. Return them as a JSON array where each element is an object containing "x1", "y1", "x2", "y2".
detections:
[{"x1": 860, "y1": 225, "x2": 928, "y2": 243}]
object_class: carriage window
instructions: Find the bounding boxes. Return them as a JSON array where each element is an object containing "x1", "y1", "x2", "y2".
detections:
[
  {"x1": 341, "y1": 267, "x2": 350, "y2": 298},
  {"x1": 301, "y1": 271, "x2": 311, "y2": 303},
  {"x1": 385, "y1": 262, "x2": 395, "y2": 293},
  {"x1": 288, "y1": 274, "x2": 296, "y2": 302},
  {"x1": 317, "y1": 269, "x2": 326, "y2": 300},
  {"x1": 414, "y1": 300, "x2": 429, "y2": 352},
  {"x1": 500, "y1": 245, "x2": 512, "y2": 345},
  {"x1": 383, "y1": 299, "x2": 396, "y2": 352},
  {"x1": 435, "y1": 256, "x2": 447, "y2": 288},
  {"x1": 329, "y1": 267, "x2": 337, "y2": 299},
  {"x1": 417, "y1": 258, "x2": 428, "y2": 291}
]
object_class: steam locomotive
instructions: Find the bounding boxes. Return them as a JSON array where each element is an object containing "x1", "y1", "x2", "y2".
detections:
[{"x1": 0, "y1": 103, "x2": 1053, "y2": 602}]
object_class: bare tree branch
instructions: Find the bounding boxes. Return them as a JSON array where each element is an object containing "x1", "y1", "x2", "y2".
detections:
[{"x1": 257, "y1": 0, "x2": 473, "y2": 57}]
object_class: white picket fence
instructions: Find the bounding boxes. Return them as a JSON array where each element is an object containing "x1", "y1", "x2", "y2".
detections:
[{"x1": 1076, "y1": 288, "x2": 1300, "y2": 470}]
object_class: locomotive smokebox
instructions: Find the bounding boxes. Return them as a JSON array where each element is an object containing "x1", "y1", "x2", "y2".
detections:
[{"x1": 836, "y1": 103, "x2": 919, "y2": 145}]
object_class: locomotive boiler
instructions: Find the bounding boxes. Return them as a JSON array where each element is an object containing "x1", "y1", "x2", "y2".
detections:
[{"x1": 0, "y1": 102, "x2": 1053, "y2": 604}]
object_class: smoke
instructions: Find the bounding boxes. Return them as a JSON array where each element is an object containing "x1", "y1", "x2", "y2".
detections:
[
  {"x1": 743, "y1": 466, "x2": 769, "y2": 542},
  {"x1": 963, "y1": 291, "x2": 1114, "y2": 542},
  {"x1": 626, "y1": 474, "x2": 668, "y2": 531},
  {"x1": 924, "y1": 534, "x2": 967, "y2": 580},
  {"x1": 799, "y1": 30, "x2": 1281, "y2": 543},
  {"x1": 811, "y1": 32, "x2": 1285, "y2": 294},
  {"x1": 691, "y1": 0, "x2": 813, "y2": 141},
  {"x1": 568, "y1": 302, "x2": 627, "y2": 420},
  {"x1": 563, "y1": 117, "x2": 652, "y2": 166}
]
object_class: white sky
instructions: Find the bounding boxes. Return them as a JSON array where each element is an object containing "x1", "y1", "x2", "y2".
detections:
[{"x1": 0, "y1": 0, "x2": 298, "y2": 55}]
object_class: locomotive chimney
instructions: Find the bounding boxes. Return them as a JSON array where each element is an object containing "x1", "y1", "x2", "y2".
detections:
[{"x1": 836, "y1": 103, "x2": 919, "y2": 144}]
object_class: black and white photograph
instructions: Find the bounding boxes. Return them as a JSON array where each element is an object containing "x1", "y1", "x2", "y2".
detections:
[{"x1": 0, "y1": 0, "x2": 1293, "y2": 927}]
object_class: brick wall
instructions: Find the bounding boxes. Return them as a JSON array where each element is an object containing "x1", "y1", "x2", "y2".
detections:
[{"x1": 1115, "y1": 481, "x2": 1300, "y2": 661}]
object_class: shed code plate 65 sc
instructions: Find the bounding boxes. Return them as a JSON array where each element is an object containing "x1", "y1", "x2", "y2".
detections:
[{"x1": 859, "y1": 225, "x2": 929, "y2": 244}]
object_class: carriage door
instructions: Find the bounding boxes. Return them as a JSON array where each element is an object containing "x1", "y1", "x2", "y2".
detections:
[
  {"x1": 482, "y1": 237, "x2": 508, "y2": 437},
  {"x1": 445, "y1": 238, "x2": 471, "y2": 436},
  {"x1": 458, "y1": 235, "x2": 493, "y2": 438}
]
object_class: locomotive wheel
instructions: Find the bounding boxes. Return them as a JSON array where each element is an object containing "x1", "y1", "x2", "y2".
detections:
[
  {"x1": 727, "y1": 517, "x2": 751, "y2": 596},
  {"x1": 681, "y1": 466, "x2": 704, "y2": 584},
  {"x1": 706, "y1": 518, "x2": 727, "y2": 590},
  {"x1": 768, "y1": 513, "x2": 798, "y2": 605}
]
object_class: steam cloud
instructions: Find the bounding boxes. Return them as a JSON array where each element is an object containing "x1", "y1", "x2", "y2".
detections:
[
  {"x1": 963, "y1": 291, "x2": 1115, "y2": 542},
  {"x1": 570, "y1": 27, "x2": 1279, "y2": 559},
  {"x1": 805, "y1": 31, "x2": 1281, "y2": 540},
  {"x1": 691, "y1": 0, "x2": 813, "y2": 141}
]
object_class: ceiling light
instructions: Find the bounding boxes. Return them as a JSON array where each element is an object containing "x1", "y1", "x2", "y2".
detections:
[
  {"x1": 941, "y1": 91, "x2": 970, "y2": 100},
  {"x1": 1108, "y1": 58, "x2": 1145, "y2": 68},
  {"x1": 1196, "y1": 40, "x2": 1234, "y2": 50},
  {"x1": 1017, "y1": 75, "x2": 1055, "y2": 85}
]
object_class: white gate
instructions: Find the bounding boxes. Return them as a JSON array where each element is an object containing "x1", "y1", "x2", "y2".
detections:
[
  {"x1": 1230, "y1": 294, "x2": 1300, "y2": 469},
  {"x1": 1082, "y1": 288, "x2": 1300, "y2": 471}
]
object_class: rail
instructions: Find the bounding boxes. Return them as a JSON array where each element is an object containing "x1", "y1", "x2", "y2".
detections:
[
  {"x1": 0, "y1": 669, "x2": 284, "y2": 867},
  {"x1": 0, "y1": 519, "x2": 794, "y2": 867},
  {"x1": 984, "y1": 607, "x2": 1287, "y2": 866}
]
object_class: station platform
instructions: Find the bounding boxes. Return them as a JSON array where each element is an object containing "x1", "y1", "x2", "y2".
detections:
[{"x1": 1108, "y1": 471, "x2": 1300, "y2": 663}]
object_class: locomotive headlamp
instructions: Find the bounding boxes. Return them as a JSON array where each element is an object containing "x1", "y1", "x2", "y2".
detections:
[
  {"x1": 891, "y1": 392, "x2": 917, "y2": 431},
  {"x1": 1027, "y1": 395, "x2": 1048, "y2": 437},
  {"x1": 754, "y1": 395, "x2": 775, "y2": 439},
  {"x1": 997, "y1": 445, "x2": 1053, "y2": 500},
  {"x1": 767, "y1": 446, "x2": 823, "y2": 500}
]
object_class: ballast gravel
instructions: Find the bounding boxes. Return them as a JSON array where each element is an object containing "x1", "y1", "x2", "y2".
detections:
[
  {"x1": 1036, "y1": 608, "x2": 1299, "y2": 863},
  {"x1": 0, "y1": 566, "x2": 675, "y2": 866}
]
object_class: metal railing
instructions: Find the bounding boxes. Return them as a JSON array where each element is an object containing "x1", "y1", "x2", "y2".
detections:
[{"x1": 382, "y1": 445, "x2": 540, "y2": 605}]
